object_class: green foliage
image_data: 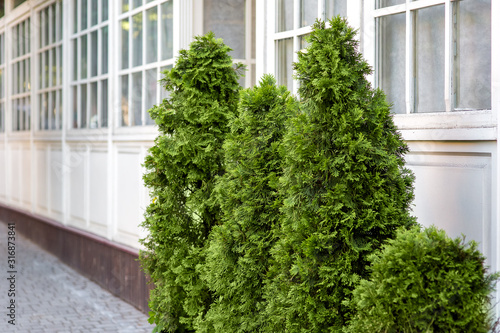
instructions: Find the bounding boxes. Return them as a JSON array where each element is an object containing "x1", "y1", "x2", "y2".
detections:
[
  {"x1": 346, "y1": 226, "x2": 499, "y2": 333},
  {"x1": 264, "y1": 17, "x2": 416, "y2": 332},
  {"x1": 139, "y1": 32, "x2": 243, "y2": 332},
  {"x1": 199, "y1": 75, "x2": 297, "y2": 332}
]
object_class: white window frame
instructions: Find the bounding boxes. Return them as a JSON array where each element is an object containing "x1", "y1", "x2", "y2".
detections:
[
  {"x1": 9, "y1": 14, "x2": 32, "y2": 132},
  {"x1": 35, "y1": 0, "x2": 63, "y2": 132},
  {"x1": 266, "y1": 0, "x2": 361, "y2": 94},
  {"x1": 117, "y1": 0, "x2": 175, "y2": 128},
  {"x1": 363, "y1": 0, "x2": 497, "y2": 140},
  {"x1": 70, "y1": 0, "x2": 110, "y2": 130}
]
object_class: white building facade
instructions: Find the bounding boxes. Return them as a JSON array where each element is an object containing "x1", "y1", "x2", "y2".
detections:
[{"x1": 0, "y1": 0, "x2": 498, "y2": 312}]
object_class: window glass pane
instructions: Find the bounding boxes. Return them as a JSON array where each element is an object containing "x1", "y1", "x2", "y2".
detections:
[
  {"x1": 91, "y1": 0, "x2": 98, "y2": 26},
  {"x1": 91, "y1": 31, "x2": 98, "y2": 77},
  {"x1": 415, "y1": 5, "x2": 445, "y2": 113},
  {"x1": 90, "y1": 82, "x2": 98, "y2": 128},
  {"x1": 72, "y1": 86, "x2": 78, "y2": 128},
  {"x1": 204, "y1": 0, "x2": 245, "y2": 59},
  {"x1": 0, "y1": 104, "x2": 4, "y2": 132},
  {"x1": 81, "y1": 0, "x2": 88, "y2": 30},
  {"x1": 132, "y1": 72, "x2": 143, "y2": 125},
  {"x1": 377, "y1": 0, "x2": 405, "y2": 9},
  {"x1": 20, "y1": 21, "x2": 25, "y2": 56},
  {"x1": 299, "y1": 34, "x2": 310, "y2": 50},
  {"x1": 0, "y1": 68, "x2": 3, "y2": 98},
  {"x1": 121, "y1": 75, "x2": 129, "y2": 126},
  {"x1": 122, "y1": 0, "x2": 129, "y2": 13},
  {"x1": 102, "y1": 26, "x2": 109, "y2": 74},
  {"x1": 121, "y1": 19, "x2": 129, "y2": 69},
  {"x1": 145, "y1": 68, "x2": 157, "y2": 125},
  {"x1": 51, "y1": 48, "x2": 57, "y2": 87},
  {"x1": 160, "y1": 65, "x2": 172, "y2": 102},
  {"x1": 13, "y1": 63, "x2": 18, "y2": 94},
  {"x1": 51, "y1": 6, "x2": 56, "y2": 44},
  {"x1": 12, "y1": 100, "x2": 18, "y2": 131},
  {"x1": 24, "y1": 97, "x2": 31, "y2": 130},
  {"x1": 102, "y1": 80, "x2": 108, "y2": 127},
  {"x1": 81, "y1": 35, "x2": 88, "y2": 79},
  {"x1": 0, "y1": 34, "x2": 4, "y2": 64},
  {"x1": 379, "y1": 13, "x2": 406, "y2": 114},
  {"x1": 73, "y1": 0, "x2": 78, "y2": 33},
  {"x1": 455, "y1": 0, "x2": 491, "y2": 110},
  {"x1": 73, "y1": 39, "x2": 78, "y2": 80},
  {"x1": 57, "y1": 2, "x2": 62, "y2": 41},
  {"x1": 132, "y1": 13, "x2": 143, "y2": 67},
  {"x1": 161, "y1": 1, "x2": 173, "y2": 60},
  {"x1": 146, "y1": 7, "x2": 158, "y2": 64},
  {"x1": 133, "y1": 0, "x2": 142, "y2": 9},
  {"x1": 277, "y1": 0, "x2": 294, "y2": 32},
  {"x1": 41, "y1": 93, "x2": 48, "y2": 130},
  {"x1": 40, "y1": 9, "x2": 47, "y2": 48},
  {"x1": 58, "y1": 91, "x2": 62, "y2": 129},
  {"x1": 102, "y1": 0, "x2": 109, "y2": 22},
  {"x1": 81, "y1": 84, "x2": 87, "y2": 127},
  {"x1": 27, "y1": 59, "x2": 31, "y2": 92},
  {"x1": 300, "y1": 0, "x2": 317, "y2": 27},
  {"x1": 14, "y1": 0, "x2": 27, "y2": 8},
  {"x1": 58, "y1": 46, "x2": 63, "y2": 85},
  {"x1": 326, "y1": 0, "x2": 347, "y2": 18},
  {"x1": 49, "y1": 92, "x2": 55, "y2": 130},
  {"x1": 276, "y1": 38, "x2": 293, "y2": 89},
  {"x1": 26, "y1": 19, "x2": 31, "y2": 54}
]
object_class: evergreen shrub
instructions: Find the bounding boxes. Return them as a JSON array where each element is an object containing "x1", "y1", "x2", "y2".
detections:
[
  {"x1": 139, "y1": 32, "x2": 243, "y2": 333},
  {"x1": 346, "y1": 226, "x2": 499, "y2": 333},
  {"x1": 265, "y1": 17, "x2": 416, "y2": 332},
  {"x1": 200, "y1": 75, "x2": 297, "y2": 332}
]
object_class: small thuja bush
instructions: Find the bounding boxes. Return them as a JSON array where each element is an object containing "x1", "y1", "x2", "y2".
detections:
[
  {"x1": 265, "y1": 17, "x2": 416, "y2": 332},
  {"x1": 201, "y1": 75, "x2": 297, "y2": 332},
  {"x1": 347, "y1": 226, "x2": 499, "y2": 333},
  {"x1": 140, "y1": 32, "x2": 242, "y2": 332}
]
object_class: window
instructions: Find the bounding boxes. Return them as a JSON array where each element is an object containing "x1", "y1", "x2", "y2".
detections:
[
  {"x1": 375, "y1": 0, "x2": 491, "y2": 114},
  {"x1": 203, "y1": 0, "x2": 256, "y2": 88},
  {"x1": 11, "y1": 18, "x2": 31, "y2": 131},
  {"x1": 37, "y1": 1, "x2": 63, "y2": 131},
  {"x1": 71, "y1": 0, "x2": 109, "y2": 129},
  {"x1": 119, "y1": 0, "x2": 173, "y2": 126},
  {"x1": 0, "y1": 33, "x2": 5, "y2": 132},
  {"x1": 274, "y1": 0, "x2": 347, "y2": 92}
]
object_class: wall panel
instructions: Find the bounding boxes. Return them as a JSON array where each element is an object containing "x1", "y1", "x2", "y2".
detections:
[
  {"x1": 10, "y1": 147, "x2": 21, "y2": 204},
  {"x1": 115, "y1": 150, "x2": 143, "y2": 247},
  {"x1": 21, "y1": 147, "x2": 31, "y2": 207},
  {"x1": 49, "y1": 149, "x2": 64, "y2": 219},
  {"x1": 69, "y1": 147, "x2": 87, "y2": 227},
  {"x1": 0, "y1": 146, "x2": 6, "y2": 199},
  {"x1": 35, "y1": 147, "x2": 48, "y2": 214},
  {"x1": 89, "y1": 150, "x2": 108, "y2": 235},
  {"x1": 407, "y1": 149, "x2": 492, "y2": 260}
]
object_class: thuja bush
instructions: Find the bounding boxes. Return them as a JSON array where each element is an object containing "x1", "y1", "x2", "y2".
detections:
[
  {"x1": 265, "y1": 17, "x2": 416, "y2": 332},
  {"x1": 346, "y1": 226, "x2": 499, "y2": 333},
  {"x1": 200, "y1": 75, "x2": 297, "y2": 332},
  {"x1": 139, "y1": 32, "x2": 243, "y2": 333}
]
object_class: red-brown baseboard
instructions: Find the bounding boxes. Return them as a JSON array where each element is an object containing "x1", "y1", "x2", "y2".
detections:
[{"x1": 0, "y1": 202, "x2": 152, "y2": 314}]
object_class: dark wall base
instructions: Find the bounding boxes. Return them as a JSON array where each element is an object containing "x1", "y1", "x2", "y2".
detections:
[{"x1": 0, "y1": 202, "x2": 151, "y2": 314}]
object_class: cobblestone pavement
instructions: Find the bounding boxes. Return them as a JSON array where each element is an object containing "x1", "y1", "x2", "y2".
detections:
[{"x1": 0, "y1": 222, "x2": 154, "y2": 333}]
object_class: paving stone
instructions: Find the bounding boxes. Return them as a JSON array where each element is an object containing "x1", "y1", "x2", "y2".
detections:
[{"x1": 0, "y1": 222, "x2": 154, "y2": 333}]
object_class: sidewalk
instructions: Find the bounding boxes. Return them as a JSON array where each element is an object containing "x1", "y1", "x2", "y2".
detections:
[{"x1": 0, "y1": 222, "x2": 154, "y2": 333}]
